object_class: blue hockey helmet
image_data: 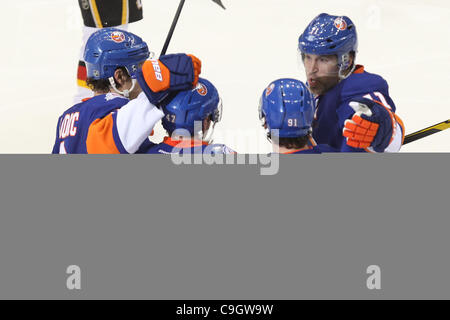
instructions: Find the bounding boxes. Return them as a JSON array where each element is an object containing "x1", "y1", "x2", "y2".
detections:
[
  {"x1": 84, "y1": 28, "x2": 150, "y2": 80},
  {"x1": 258, "y1": 78, "x2": 315, "y2": 138},
  {"x1": 298, "y1": 13, "x2": 357, "y2": 72},
  {"x1": 162, "y1": 78, "x2": 222, "y2": 141}
]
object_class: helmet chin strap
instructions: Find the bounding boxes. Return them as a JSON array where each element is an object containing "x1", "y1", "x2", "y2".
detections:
[
  {"x1": 108, "y1": 78, "x2": 137, "y2": 98},
  {"x1": 338, "y1": 63, "x2": 356, "y2": 80}
]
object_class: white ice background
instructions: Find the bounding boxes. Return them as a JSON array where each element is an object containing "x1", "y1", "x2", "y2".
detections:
[{"x1": 0, "y1": 0, "x2": 448, "y2": 153}]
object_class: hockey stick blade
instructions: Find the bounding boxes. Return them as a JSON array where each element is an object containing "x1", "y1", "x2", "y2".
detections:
[
  {"x1": 212, "y1": 0, "x2": 226, "y2": 9},
  {"x1": 403, "y1": 119, "x2": 450, "y2": 145}
]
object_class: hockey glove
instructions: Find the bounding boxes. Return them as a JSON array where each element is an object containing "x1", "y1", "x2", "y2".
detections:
[
  {"x1": 343, "y1": 98, "x2": 394, "y2": 152},
  {"x1": 136, "y1": 53, "x2": 202, "y2": 106}
]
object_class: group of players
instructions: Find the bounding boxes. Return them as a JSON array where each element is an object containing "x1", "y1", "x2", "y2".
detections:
[{"x1": 52, "y1": 0, "x2": 405, "y2": 155}]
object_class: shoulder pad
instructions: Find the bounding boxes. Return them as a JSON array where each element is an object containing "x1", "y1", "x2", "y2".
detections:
[{"x1": 341, "y1": 70, "x2": 389, "y2": 102}]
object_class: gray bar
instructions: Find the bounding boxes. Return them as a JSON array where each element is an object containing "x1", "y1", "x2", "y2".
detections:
[{"x1": 0, "y1": 154, "x2": 449, "y2": 299}]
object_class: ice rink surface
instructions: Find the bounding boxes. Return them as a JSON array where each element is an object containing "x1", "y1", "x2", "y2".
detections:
[{"x1": 1, "y1": 0, "x2": 448, "y2": 153}]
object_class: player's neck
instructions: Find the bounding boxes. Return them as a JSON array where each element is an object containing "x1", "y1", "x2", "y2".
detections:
[
  {"x1": 93, "y1": 90, "x2": 109, "y2": 97},
  {"x1": 273, "y1": 144, "x2": 310, "y2": 154}
]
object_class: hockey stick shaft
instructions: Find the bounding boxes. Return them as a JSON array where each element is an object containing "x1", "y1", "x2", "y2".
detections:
[
  {"x1": 160, "y1": 0, "x2": 225, "y2": 56},
  {"x1": 403, "y1": 119, "x2": 450, "y2": 145},
  {"x1": 160, "y1": 0, "x2": 186, "y2": 56}
]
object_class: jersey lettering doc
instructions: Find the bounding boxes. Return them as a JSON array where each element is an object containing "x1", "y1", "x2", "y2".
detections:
[{"x1": 52, "y1": 93, "x2": 128, "y2": 154}]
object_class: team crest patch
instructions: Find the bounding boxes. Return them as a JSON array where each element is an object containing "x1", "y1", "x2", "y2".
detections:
[
  {"x1": 334, "y1": 17, "x2": 347, "y2": 31},
  {"x1": 111, "y1": 31, "x2": 126, "y2": 43},
  {"x1": 196, "y1": 83, "x2": 208, "y2": 96},
  {"x1": 265, "y1": 83, "x2": 275, "y2": 97}
]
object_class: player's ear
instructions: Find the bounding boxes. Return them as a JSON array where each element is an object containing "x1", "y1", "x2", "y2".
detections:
[{"x1": 113, "y1": 68, "x2": 128, "y2": 88}]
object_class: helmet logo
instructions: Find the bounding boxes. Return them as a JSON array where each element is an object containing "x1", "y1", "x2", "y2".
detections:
[
  {"x1": 111, "y1": 31, "x2": 126, "y2": 43},
  {"x1": 196, "y1": 83, "x2": 208, "y2": 96},
  {"x1": 265, "y1": 83, "x2": 275, "y2": 97},
  {"x1": 334, "y1": 17, "x2": 347, "y2": 31}
]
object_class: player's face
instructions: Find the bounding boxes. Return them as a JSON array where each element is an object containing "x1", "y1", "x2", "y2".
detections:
[{"x1": 303, "y1": 54, "x2": 340, "y2": 96}]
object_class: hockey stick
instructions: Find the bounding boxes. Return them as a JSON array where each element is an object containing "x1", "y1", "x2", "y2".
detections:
[
  {"x1": 403, "y1": 119, "x2": 450, "y2": 145},
  {"x1": 160, "y1": 0, "x2": 226, "y2": 56}
]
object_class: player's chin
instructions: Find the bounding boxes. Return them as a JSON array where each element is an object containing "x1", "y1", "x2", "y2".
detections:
[
  {"x1": 308, "y1": 84, "x2": 325, "y2": 96},
  {"x1": 311, "y1": 78, "x2": 339, "y2": 95}
]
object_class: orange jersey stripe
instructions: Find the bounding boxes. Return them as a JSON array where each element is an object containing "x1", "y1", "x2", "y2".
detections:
[
  {"x1": 86, "y1": 114, "x2": 120, "y2": 154},
  {"x1": 163, "y1": 137, "x2": 208, "y2": 148},
  {"x1": 353, "y1": 65, "x2": 365, "y2": 74}
]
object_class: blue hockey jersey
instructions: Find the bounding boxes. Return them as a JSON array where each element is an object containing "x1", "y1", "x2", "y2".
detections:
[
  {"x1": 284, "y1": 144, "x2": 338, "y2": 154},
  {"x1": 279, "y1": 137, "x2": 338, "y2": 154},
  {"x1": 52, "y1": 92, "x2": 163, "y2": 154},
  {"x1": 312, "y1": 65, "x2": 405, "y2": 152}
]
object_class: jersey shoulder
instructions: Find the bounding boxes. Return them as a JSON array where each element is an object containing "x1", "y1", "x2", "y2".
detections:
[
  {"x1": 60, "y1": 93, "x2": 129, "y2": 120},
  {"x1": 341, "y1": 65, "x2": 389, "y2": 101},
  {"x1": 317, "y1": 144, "x2": 339, "y2": 153}
]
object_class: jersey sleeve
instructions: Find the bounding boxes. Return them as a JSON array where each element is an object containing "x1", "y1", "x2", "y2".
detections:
[
  {"x1": 86, "y1": 92, "x2": 164, "y2": 154},
  {"x1": 374, "y1": 113, "x2": 405, "y2": 153},
  {"x1": 337, "y1": 91, "x2": 405, "y2": 153}
]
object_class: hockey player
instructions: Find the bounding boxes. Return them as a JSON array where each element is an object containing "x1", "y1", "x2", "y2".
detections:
[
  {"x1": 140, "y1": 78, "x2": 235, "y2": 155},
  {"x1": 52, "y1": 28, "x2": 201, "y2": 154},
  {"x1": 76, "y1": 0, "x2": 144, "y2": 103},
  {"x1": 259, "y1": 78, "x2": 337, "y2": 154},
  {"x1": 298, "y1": 13, "x2": 405, "y2": 152}
]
